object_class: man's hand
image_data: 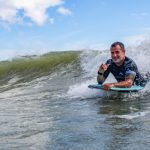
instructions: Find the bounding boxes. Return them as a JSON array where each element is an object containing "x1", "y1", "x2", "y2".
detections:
[
  {"x1": 103, "y1": 83, "x2": 115, "y2": 90},
  {"x1": 98, "y1": 64, "x2": 109, "y2": 74}
]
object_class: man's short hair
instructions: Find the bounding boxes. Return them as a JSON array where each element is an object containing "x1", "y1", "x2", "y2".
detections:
[{"x1": 110, "y1": 41, "x2": 125, "y2": 50}]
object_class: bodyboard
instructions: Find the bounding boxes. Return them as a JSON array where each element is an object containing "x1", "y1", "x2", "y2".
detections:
[{"x1": 88, "y1": 84, "x2": 144, "y2": 92}]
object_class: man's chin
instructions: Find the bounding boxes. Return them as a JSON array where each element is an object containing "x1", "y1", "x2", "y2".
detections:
[{"x1": 112, "y1": 59, "x2": 120, "y2": 63}]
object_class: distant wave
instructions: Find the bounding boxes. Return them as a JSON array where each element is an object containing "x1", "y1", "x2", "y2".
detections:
[{"x1": 0, "y1": 51, "x2": 81, "y2": 85}]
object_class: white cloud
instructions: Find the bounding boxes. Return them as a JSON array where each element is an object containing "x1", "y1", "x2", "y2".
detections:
[
  {"x1": 57, "y1": 7, "x2": 72, "y2": 16},
  {"x1": 0, "y1": 0, "x2": 71, "y2": 26}
]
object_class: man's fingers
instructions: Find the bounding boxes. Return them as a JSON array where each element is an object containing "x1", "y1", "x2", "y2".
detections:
[
  {"x1": 100, "y1": 64, "x2": 104, "y2": 69},
  {"x1": 106, "y1": 64, "x2": 110, "y2": 67},
  {"x1": 99, "y1": 63, "x2": 109, "y2": 73},
  {"x1": 102, "y1": 64, "x2": 109, "y2": 70}
]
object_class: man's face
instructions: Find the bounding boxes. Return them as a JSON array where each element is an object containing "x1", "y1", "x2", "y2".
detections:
[{"x1": 110, "y1": 45, "x2": 125, "y2": 64}]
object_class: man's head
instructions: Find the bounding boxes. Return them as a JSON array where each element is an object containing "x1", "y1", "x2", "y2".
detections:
[{"x1": 110, "y1": 41, "x2": 126, "y2": 65}]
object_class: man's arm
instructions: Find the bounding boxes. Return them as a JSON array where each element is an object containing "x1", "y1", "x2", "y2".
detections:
[
  {"x1": 114, "y1": 74, "x2": 135, "y2": 87},
  {"x1": 103, "y1": 74, "x2": 135, "y2": 90},
  {"x1": 97, "y1": 63, "x2": 110, "y2": 84},
  {"x1": 97, "y1": 74, "x2": 106, "y2": 84}
]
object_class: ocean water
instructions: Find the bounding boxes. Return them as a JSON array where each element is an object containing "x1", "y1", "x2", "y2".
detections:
[{"x1": 0, "y1": 46, "x2": 150, "y2": 150}]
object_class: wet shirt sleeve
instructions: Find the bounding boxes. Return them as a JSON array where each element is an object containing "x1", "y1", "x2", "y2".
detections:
[{"x1": 125, "y1": 63, "x2": 137, "y2": 78}]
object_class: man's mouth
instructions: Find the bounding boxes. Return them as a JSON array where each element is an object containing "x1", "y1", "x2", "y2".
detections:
[{"x1": 112, "y1": 58, "x2": 120, "y2": 63}]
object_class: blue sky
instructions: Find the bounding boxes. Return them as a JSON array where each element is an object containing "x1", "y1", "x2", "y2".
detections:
[{"x1": 0, "y1": 0, "x2": 150, "y2": 55}]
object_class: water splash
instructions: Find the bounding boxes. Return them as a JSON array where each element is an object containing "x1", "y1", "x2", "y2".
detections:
[{"x1": 67, "y1": 78, "x2": 104, "y2": 99}]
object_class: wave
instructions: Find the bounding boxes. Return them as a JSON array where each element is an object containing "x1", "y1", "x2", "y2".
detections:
[
  {"x1": 0, "y1": 40, "x2": 150, "y2": 96},
  {"x1": 0, "y1": 51, "x2": 81, "y2": 85}
]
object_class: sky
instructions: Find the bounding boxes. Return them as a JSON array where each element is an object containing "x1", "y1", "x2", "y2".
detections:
[{"x1": 0, "y1": 0, "x2": 150, "y2": 58}]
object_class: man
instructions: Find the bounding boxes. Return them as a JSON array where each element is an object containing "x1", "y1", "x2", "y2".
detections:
[{"x1": 97, "y1": 41, "x2": 149, "y2": 90}]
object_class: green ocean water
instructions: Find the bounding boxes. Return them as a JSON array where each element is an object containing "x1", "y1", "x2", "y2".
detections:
[{"x1": 0, "y1": 51, "x2": 81, "y2": 84}]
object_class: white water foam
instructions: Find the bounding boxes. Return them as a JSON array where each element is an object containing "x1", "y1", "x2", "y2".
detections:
[
  {"x1": 144, "y1": 82, "x2": 150, "y2": 92},
  {"x1": 67, "y1": 78, "x2": 105, "y2": 99},
  {"x1": 115, "y1": 111, "x2": 150, "y2": 120}
]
